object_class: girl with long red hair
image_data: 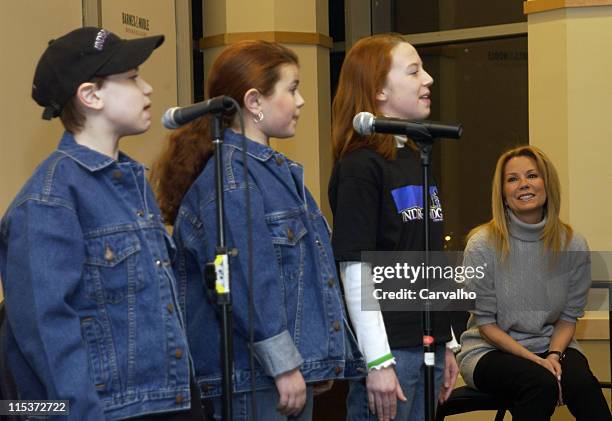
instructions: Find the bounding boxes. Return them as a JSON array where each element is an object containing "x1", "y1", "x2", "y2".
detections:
[
  {"x1": 329, "y1": 34, "x2": 459, "y2": 421},
  {"x1": 152, "y1": 40, "x2": 363, "y2": 420}
]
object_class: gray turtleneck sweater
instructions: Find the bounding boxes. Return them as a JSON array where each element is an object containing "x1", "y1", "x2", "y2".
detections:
[{"x1": 456, "y1": 212, "x2": 591, "y2": 389}]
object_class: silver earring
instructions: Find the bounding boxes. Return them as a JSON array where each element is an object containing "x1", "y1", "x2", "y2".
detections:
[{"x1": 253, "y1": 111, "x2": 264, "y2": 123}]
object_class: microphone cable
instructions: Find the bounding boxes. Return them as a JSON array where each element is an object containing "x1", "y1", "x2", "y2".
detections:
[{"x1": 232, "y1": 102, "x2": 258, "y2": 420}]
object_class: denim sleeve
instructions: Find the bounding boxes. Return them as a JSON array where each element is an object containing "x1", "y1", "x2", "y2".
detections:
[
  {"x1": 3, "y1": 199, "x2": 105, "y2": 420},
  {"x1": 200, "y1": 186, "x2": 303, "y2": 378}
]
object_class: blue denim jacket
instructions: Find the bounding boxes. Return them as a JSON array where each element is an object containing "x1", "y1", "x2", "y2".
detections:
[
  {"x1": 0, "y1": 133, "x2": 192, "y2": 420},
  {"x1": 173, "y1": 129, "x2": 365, "y2": 397}
]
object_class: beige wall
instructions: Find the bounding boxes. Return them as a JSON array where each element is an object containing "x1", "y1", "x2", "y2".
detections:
[
  {"x1": 529, "y1": 6, "x2": 612, "y2": 251},
  {"x1": 521, "y1": 5, "x2": 612, "y2": 418},
  {"x1": 0, "y1": 0, "x2": 79, "y2": 300},
  {"x1": 0, "y1": 1, "x2": 186, "y2": 215},
  {"x1": 0, "y1": 1, "x2": 83, "y2": 215}
]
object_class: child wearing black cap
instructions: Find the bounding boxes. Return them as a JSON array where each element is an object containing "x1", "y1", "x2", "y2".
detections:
[{"x1": 0, "y1": 27, "x2": 205, "y2": 420}]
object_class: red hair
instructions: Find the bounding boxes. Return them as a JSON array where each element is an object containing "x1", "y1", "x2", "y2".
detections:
[
  {"x1": 332, "y1": 34, "x2": 413, "y2": 163},
  {"x1": 151, "y1": 40, "x2": 298, "y2": 224}
]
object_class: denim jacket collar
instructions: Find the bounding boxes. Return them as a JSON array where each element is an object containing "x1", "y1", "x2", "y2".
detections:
[
  {"x1": 57, "y1": 131, "x2": 140, "y2": 172},
  {"x1": 222, "y1": 128, "x2": 277, "y2": 162}
]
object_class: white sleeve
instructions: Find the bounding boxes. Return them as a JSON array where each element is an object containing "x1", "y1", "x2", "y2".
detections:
[
  {"x1": 446, "y1": 326, "x2": 461, "y2": 353},
  {"x1": 340, "y1": 261, "x2": 395, "y2": 370}
]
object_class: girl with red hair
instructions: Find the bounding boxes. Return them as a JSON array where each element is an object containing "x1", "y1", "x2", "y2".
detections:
[
  {"x1": 152, "y1": 40, "x2": 363, "y2": 421},
  {"x1": 329, "y1": 34, "x2": 459, "y2": 421}
]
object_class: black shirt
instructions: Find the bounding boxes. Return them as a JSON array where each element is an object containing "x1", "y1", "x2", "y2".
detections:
[{"x1": 329, "y1": 147, "x2": 452, "y2": 348}]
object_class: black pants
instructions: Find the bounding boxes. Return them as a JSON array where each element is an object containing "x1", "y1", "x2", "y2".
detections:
[
  {"x1": 130, "y1": 377, "x2": 209, "y2": 421},
  {"x1": 473, "y1": 348, "x2": 611, "y2": 421}
]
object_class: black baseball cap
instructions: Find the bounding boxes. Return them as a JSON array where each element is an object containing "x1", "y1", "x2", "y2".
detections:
[{"x1": 32, "y1": 26, "x2": 165, "y2": 120}]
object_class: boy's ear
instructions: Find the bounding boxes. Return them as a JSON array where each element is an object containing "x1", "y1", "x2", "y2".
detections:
[
  {"x1": 243, "y1": 88, "x2": 262, "y2": 116},
  {"x1": 75, "y1": 82, "x2": 104, "y2": 111}
]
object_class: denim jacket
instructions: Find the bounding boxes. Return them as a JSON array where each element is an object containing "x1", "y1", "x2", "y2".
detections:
[
  {"x1": 173, "y1": 129, "x2": 365, "y2": 397},
  {"x1": 0, "y1": 133, "x2": 192, "y2": 420}
]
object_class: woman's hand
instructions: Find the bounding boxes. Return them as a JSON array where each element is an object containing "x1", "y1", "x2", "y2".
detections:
[
  {"x1": 534, "y1": 356, "x2": 560, "y2": 379},
  {"x1": 439, "y1": 348, "x2": 459, "y2": 403},
  {"x1": 545, "y1": 354, "x2": 563, "y2": 380},
  {"x1": 275, "y1": 368, "x2": 307, "y2": 416},
  {"x1": 366, "y1": 366, "x2": 407, "y2": 421}
]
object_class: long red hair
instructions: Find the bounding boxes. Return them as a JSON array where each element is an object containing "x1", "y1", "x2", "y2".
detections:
[
  {"x1": 151, "y1": 40, "x2": 298, "y2": 224},
  {"x1": 332, "y1": 34, "x2": 410, "y2": 163}
]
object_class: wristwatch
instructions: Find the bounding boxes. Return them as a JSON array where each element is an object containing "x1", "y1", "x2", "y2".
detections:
[{"x1": 547, "y1": 350, "x2": 565, "y2": 361}]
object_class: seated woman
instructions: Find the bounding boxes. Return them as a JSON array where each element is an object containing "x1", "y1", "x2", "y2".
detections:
[{"x1": 456, "y1": 145, "x2": 611, "y2": 421}]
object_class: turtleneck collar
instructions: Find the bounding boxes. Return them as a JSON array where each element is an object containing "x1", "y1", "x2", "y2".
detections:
[{"x1": 507, "y1": 210, "x2": 546, "y2": 242}]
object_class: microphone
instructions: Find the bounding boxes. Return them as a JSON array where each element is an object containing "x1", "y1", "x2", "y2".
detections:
[
  {"x1": 353, "y1": 112, "x2": 462, "y2": 140},
  {"x1": 162, "y1": 96, "x2": 235, "y2": 129}
]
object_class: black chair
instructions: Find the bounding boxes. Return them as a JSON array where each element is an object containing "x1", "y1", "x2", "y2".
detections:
[{"x1": 435, "y1": 385, "x2": 508, "y2": 421}]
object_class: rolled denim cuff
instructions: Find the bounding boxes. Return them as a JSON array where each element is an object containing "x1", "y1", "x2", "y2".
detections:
[{"x1": 253, "y1": 330, "x2": 303, "y2": 378}]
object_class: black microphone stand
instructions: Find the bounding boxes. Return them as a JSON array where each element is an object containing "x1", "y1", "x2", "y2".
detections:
[
  {"x1": 417, "y1": 138, "x2": 436, "y2": 421},
  {"x1": 409, "y1": 127, "x2": 440, "y2": 421},
  {"x1": 205, "y1": 111, "x2": 234, "y2": 421},
  {"x1": 356, "y1": 112, "x2": 461, "y2": 421}
]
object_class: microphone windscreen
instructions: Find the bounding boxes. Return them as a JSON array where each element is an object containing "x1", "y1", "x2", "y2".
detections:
[
  {"x1": 353, "y1": 112, "x2": 375, "y2": 136},
  {"x1": 161, "y1": 107, "x2": 180, "y2": 130}
]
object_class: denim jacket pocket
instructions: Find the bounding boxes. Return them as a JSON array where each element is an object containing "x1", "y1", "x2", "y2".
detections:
[
  {"x1": 84, "y1": 232, "x2": 145, "y2": 304},
  {"x1": 266, "y1": 215, "x2": 307, "y2": 284},
  {"x1": 80, "y1": 317, "x2": 112, "y2": 392}
]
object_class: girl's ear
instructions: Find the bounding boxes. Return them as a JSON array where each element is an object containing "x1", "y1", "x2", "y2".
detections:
[{"x1": 243, "y1": 88, "x2": 262, "y2": 116}]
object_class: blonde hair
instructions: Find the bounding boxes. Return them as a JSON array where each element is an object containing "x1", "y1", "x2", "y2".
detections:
[{"x1": 469, "y1": 145, "x2": 572, "y2": 259}]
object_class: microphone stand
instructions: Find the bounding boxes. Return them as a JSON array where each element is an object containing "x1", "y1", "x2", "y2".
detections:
[
  {"x1": 408, "y1": 127, "x2": 438, "y2": 421},
  {"x1": 417, "y1": 138, "x2": 436, "y2": 421},
  {"x1": 205, "y1": 111, "x2": 234, "y2": 421},
  {"x1": 356, "y1": 112, "x2": 461, "y2": 421}
]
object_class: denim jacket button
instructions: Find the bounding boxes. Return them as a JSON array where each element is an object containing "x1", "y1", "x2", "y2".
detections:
[
  {"x1": 327, "y1": 278, "x2": 334, "y2": 287},
  {"x1": 175, "y1": 348, "x2": 183, "y2": 359},
  {"x1": 175, "y1": 394, "x2": 184, "y2": 404},
  {"x1": 315, "y1": 239, "x2": 321, "y2": 246},
  {"x1": 167, "y1": 303, "x2": 174, "y2": 313},
  {"x1": 136, "y1": 210, "x2": 145, "y2": 217},
  {"x1": 334, "y1": 366, "x2": 342, "y2": 375},
  {"x1": 112, "y1": 170, "x2": 123, "y2": 179},
  {"x1": 286, "y1": 228, "x2": 294, "y2": 242},
  {"x1": 104, "y1": 246, "x2": 115, "y2": 262},
  {"x1": 275, "y1": 156, "x2": 284, "y2": 165},
  {"x1": 155, "y1": 260, "x2": 162, "y2": 267},
  {"x1": 333, "y1": 320, "x2": 341, "y2": 331}
]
